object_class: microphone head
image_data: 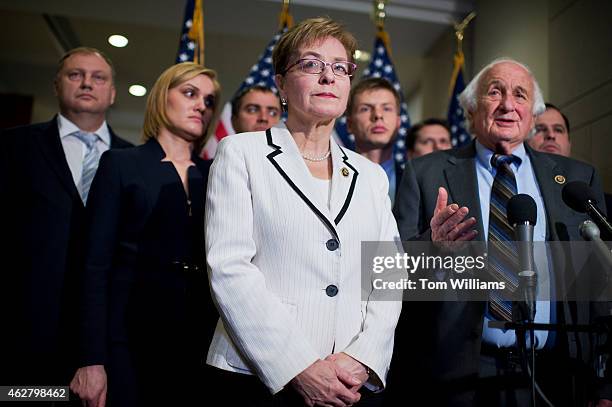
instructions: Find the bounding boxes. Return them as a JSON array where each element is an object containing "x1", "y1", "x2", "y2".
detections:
[
  {"x1": 507, "y1": 194, "x2": 537, "y2": 226},
  {"x1": 579, "y1": 220, "x2": 600, "y2": 241},
  {"x1": 562, "y1": 181, "x2": 598, "y2": 213}
]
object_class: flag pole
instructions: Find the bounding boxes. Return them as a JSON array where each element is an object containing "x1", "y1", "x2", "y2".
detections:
[
  {"x1": 187, "y1": 0, "x2": 205, "y2": 65},
  {"x1": 279, "y1": 0, "x2": 293, "y2": 29}
]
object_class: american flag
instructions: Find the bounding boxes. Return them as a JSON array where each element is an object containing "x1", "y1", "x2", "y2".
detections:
[
  {"x1": 334, "y1": 31, "x2": 411, "y2": 168},
  {"x1": 176, "y1": 0, "x2": 204, "y2": 64},
  {"x1": 447, "y1": 52, "x2": 471, "y2": 147},
  {"x1": 201, "y1": 27, "x2": 288, "y2": 159}
]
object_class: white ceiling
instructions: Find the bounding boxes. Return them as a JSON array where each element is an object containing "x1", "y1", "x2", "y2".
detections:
[{"x1": 0, "y1": 0, "x2": 474, "y2": 142}]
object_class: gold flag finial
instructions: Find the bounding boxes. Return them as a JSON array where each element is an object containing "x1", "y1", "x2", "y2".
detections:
[
  {"x1": 372, "y1": 1, "x2": 391, "y2": 55},
  {"x1": 453, "y1": 11, "x2": 475, "y2": 55},
  {"x1": 447, "y1": 12, "x2": 475, "y2": 98},
  {"x1": 373, "y1": 0, "x2": 388, "y2": 30}
]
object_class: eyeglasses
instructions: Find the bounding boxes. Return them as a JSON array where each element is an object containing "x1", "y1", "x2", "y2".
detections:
[{"x1": 283, "y1": 58, "x2": 357, "y2": 78}]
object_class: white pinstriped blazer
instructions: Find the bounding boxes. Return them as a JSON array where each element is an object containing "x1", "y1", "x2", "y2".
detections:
[{"x1": 205, "y1": 126, "x2": 403, "y2": 394}]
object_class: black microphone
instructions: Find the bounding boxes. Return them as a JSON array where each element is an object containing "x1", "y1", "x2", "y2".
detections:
[
  {"x1": 562, "y1": 181, "x2": 612, "y2": 240},
  {"x1": 579, "y1": 220, "x2": 612, "y2": 271},
  {"x1": 507, "y1": 194, "x2": 538, "y2": 322}
]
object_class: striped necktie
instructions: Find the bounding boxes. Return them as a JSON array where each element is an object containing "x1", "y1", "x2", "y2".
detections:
[
  {"x1": 74, "y1": 131, "x2": 100, "y2": 204},
  {"x1": 487, "y1": 153, "x2": 519, "y2": 321}
]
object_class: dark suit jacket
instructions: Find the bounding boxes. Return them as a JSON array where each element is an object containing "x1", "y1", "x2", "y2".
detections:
[
  {"x1": 389, "y1": 141, "x2": 610, "y2": 404},
  {"x1": 0, "y1": 116, "x2": 132, "y2": 385},
  {"x1": 394, "y1": 161, "x2": 404, "y2": 201},
  {"x1": 78, "y1": 139, "x2": 215, "y2": 405}
]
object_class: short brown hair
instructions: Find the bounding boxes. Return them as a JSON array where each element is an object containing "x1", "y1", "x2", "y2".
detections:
[
  {"x1": 347, "y1": 77, "x2": 400, "y2": 115},
  {"x1": 273, "y1": 17, "x2": 357, "y2": 76},
  {"x1": 142, "y1": 62, "x2": 221, "y2": 152},
  {"x1": 231, "y1": 85, "x2": 280, "y2": 118},
  {"x1": 55, "y1": 46, "x2": 116, "y2": 83}
]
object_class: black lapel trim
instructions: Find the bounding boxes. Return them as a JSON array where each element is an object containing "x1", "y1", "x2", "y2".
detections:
[
  {"x1": 265, "y1": 129, "x2": 340, "y2": 241},
  {"x1": 334, "y1": 145, "x2": 359, "y2": 225}
]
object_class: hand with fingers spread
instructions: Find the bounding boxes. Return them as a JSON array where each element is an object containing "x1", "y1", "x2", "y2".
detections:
[
  {"x1": 430, "y1": 187, "x2": 478, "y2": 248},
  {"x1": 291, "y1": 359, "x2": 362, "y2": 407},
  {"x1": 325, "y1": 352, "x2": 369, "y2": 393}
]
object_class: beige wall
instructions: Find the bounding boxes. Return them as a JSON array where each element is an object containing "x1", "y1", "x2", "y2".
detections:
[
  {"x1": 421, "y1": 25, "x2": 474, "y2": 120},
  {"x1": 472, "y1": 0, "x2": 549, "y2": 99},
  {"x1": 548, "y1": 0, "x2": 612, "y2": 193}
]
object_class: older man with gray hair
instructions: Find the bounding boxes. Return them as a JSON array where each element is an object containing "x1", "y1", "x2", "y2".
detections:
[{"x1": 389, "y1": 58, "x2": 610, "y2": 406}]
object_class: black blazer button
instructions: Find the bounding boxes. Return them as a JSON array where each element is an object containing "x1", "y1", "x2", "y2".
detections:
[
  {"x1": 326, "y1": 285, "x2": 339, "y2": 297},
  {"x1": 326, "y1": 239, "x2": 339, "y2": 251}
]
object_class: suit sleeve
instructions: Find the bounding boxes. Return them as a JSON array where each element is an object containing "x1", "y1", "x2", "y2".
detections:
[
  {"x1": 79, "y1": 151, "x2": 124, "y2": 366},
  {"x1": 393, "y1": 160, "x2": 433, "y2": 241},
  {"x1": 589, "y1": 166, "x2": 607, "y2": 216},
  {"x1": 343, "y1": 163, "x2": 405, "y2": 389},
  {"x1": 205, "y1": 138, "x2": 320, "y2": 394}
]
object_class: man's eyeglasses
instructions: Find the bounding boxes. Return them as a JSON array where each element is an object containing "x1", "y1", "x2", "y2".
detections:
[{"x1": 283, "y1": 58, "x2": 357, "y2": 78}]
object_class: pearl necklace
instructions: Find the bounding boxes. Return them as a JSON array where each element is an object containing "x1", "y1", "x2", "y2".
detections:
[{"x1": 301, "y1": 150, "x2": 331, "y2": 162}]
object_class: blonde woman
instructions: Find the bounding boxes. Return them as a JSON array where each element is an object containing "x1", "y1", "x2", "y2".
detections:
[{"x1": 71, "y1": 62, "x2": 220, "y2": 406}]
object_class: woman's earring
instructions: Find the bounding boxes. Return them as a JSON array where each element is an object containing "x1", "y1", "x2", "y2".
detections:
[{"x1": 280, "y1": 97, "x2": 288, "y2": 112}]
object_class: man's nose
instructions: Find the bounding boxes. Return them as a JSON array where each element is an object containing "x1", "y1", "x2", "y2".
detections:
[
  {"x1": 80, "y1": 74, "x2": 93, "y2": 89},
  {"x1": 543, "y1": 128, "x2": 555, "y2": 140},
  {"x1": 500, "y1": 93, "x2": 516, "y2": 111},
  {"x1": 372, "y1": 107, "x2": 383, "y2": 121},
  {"x1": 257, "y1": 110, "x2": 269, "y2": 123}
]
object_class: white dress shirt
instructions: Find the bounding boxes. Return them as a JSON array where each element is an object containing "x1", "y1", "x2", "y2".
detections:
[{"x1": 57, "y1": 114, "x2": 111, "y2": 194}]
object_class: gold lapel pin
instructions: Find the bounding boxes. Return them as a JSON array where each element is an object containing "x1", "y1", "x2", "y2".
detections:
[
  {"x1": 341, "y1": 167, "x2": 350, "y2": 177},
  {"x1": 554, "y1": 175, "x2": 566, "y2": 184}
]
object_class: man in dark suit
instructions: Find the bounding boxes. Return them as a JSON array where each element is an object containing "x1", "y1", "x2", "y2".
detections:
[
  {"x1": 346, "y1": 77, "x2": 403, "y2": 204},
  {"x1": 0, "y1": 47, "x2": 132, "y2": 395},
  {"x1": 528, "y1": 102, "x2": 612, "y2": 222},
  {"x1": 389, "y1": 58, "x2": 611, "y2": 406}
]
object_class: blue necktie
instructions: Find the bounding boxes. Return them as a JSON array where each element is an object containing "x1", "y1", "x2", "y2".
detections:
[
  {"x1": 487, "y1": 154, "x2": 519, "y2": 321},
  {"x1": 74, "y1": 131, "x2": 100, "y2": 204}
]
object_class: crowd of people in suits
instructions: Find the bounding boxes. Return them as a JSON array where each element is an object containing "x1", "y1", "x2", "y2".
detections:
[{"x1": 0, "y1": 15, "x2": 610, "y2": 407}]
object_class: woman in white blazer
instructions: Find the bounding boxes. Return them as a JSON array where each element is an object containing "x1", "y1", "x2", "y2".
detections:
[{"x1": 206, "y1": 17, "x2": 403, "y2": 407}]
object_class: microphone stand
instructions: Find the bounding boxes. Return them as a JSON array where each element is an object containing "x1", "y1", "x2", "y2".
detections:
[
  {"x1": 585, "y1": 200, "x2": 612, "y2": 240},
  {"x1": 489, "y1": 319, "x2": 607, "y2": 407},
  {"x1": 515, "y1": 219, "x2": 538, "y2": 406}
]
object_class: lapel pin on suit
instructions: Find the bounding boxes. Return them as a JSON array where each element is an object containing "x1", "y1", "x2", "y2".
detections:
[
  {"x1": 341, "y1": 167, "x2": 350, "y2": 177},
  {"x1": 554, "y1": 175, "x2": 566, "y2": 184}
]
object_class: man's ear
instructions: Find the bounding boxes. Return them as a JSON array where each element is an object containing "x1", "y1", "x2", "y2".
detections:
[
  {"x1": 110, "y1": 85, "x2": 116, "y2": 106},
  {"x1": 466, "y1": 111, "x2": 475, "y2": 132}
]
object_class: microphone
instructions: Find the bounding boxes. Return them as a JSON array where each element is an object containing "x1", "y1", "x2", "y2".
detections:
[
  {"x1": 562, "y1": 181, "x2": 612, "y2": 240},
  {"x1": 579, "y1": 220, "x2": 612, "y2": 271},
  {"x1": 507, "y1": 194, "x2": 538, "y2": 322}
]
